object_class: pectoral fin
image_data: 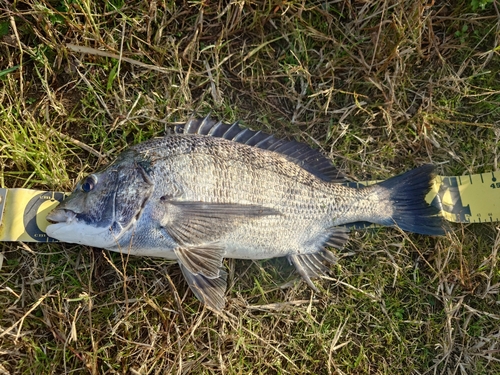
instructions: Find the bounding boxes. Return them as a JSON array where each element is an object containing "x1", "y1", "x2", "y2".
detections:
[
  {"x1": 160, "y1": 200, "x2": 279, "y2": 245},
  {"x1": 168, "y1": 201, "x2": 279, "y2": 217},
  {"x1": 179, "y1": 263, "x2": 227, "y2": 311},
  {"x1": 174, "y1": 245, "x2": 225, "y2": 279}
]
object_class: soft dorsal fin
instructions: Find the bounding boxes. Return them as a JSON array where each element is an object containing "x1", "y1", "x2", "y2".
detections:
[{"x1": 175, "y1": 116, "x2": 345, "y2": 183}]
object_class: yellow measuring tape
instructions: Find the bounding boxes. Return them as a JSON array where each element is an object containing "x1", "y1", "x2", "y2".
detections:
[
  {"x1": 0, "y1": 172, "x2": 499, "y2": 242},
  {"x1": 0, "y1": 189, "x2": 67, "y2": 242}
]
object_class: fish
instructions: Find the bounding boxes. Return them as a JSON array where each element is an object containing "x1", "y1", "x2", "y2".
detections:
[{"x1": 46, "y1": 117, "x2": 445, "y2": 310}]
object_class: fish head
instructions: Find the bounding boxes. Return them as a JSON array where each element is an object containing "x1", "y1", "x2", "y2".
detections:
[{"x1": 46, "y1": 152, "x2": 154, "y2": 248}]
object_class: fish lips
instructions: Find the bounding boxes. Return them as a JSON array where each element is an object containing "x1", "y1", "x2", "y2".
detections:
[
  {"x1": 46, "y1": 208, "x2": 77, "y2": 224},
  {"x1": 46, "y1": 208, "x2": 118, "y2": 248},
  {"x1": 46, "y1": 208, "x2": 108, "y2": 227}
]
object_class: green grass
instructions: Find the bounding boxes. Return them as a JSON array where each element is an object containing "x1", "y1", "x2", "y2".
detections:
[{"x1": 1, "y1": 0, "x2": 500, "y2": 374}]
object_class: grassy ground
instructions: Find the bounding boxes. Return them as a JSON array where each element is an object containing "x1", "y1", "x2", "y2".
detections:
[{"x1": 1, "y1": 0, "x2": 499, "y2": 373}]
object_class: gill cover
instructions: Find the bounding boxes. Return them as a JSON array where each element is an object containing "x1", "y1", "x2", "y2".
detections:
[{"x1": 46, "y1": 154, "x2": 154, "y2": 247}]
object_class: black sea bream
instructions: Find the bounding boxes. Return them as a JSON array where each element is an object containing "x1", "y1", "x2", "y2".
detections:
[{"x1": 46, "y1": 117, "x2": 445, "y2": 310}]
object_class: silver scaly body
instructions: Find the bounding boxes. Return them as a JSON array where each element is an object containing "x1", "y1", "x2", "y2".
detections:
[{"x1": 47, "y1": 118, "x2": 445, "y2": 310}]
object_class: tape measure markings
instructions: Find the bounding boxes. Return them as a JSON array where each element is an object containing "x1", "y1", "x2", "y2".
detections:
[{"x1": 0, "y1": 189, "x2": 66, "y2": 243}]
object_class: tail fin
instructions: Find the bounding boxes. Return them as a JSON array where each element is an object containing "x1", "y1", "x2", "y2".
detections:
[{"x1": 377, "y1": 165, "x2": 445, "y2": 235}]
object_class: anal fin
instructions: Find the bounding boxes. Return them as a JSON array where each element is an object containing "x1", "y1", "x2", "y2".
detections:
[
  {"x1": 289, "y1": 227, "x2": 348, "y2": 291},
  {"x1": 324, "y1": 226, "x2": 350, "y2": 248},
  {"x1": 288, "y1": 250, "x2": 338, "y2": 292}
]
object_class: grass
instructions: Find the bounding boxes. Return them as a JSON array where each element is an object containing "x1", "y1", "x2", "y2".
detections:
[{"x1": 1, "y1": 0, "x2": 500, "y2": 373}]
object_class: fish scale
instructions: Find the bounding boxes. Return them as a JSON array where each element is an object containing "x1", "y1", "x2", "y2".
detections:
[{"x1": 46, "y1": 117, "x2": 445, "y2": 311}]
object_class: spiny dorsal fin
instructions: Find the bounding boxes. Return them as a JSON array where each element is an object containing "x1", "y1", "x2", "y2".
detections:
[{"x1": 175, "y1": 116, "x2": 345, "y2": 183}]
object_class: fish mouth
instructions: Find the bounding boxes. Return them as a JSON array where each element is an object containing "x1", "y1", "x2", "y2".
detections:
[
  {"x1": 46, "y1": 209, "x2": 77, "y2": 224},
  {"x1": 45, "y1": 208, "x2": 119, "y2": 248}
]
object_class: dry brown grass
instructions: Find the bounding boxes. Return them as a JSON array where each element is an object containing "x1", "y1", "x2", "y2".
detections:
[{"x1": 1, "y1": 0, "x2": 499, "y2": 374}]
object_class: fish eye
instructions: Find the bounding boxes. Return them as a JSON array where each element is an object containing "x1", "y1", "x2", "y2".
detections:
[{"x1": 81, "y1": 175, "x2": 97, "y2": 193}]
